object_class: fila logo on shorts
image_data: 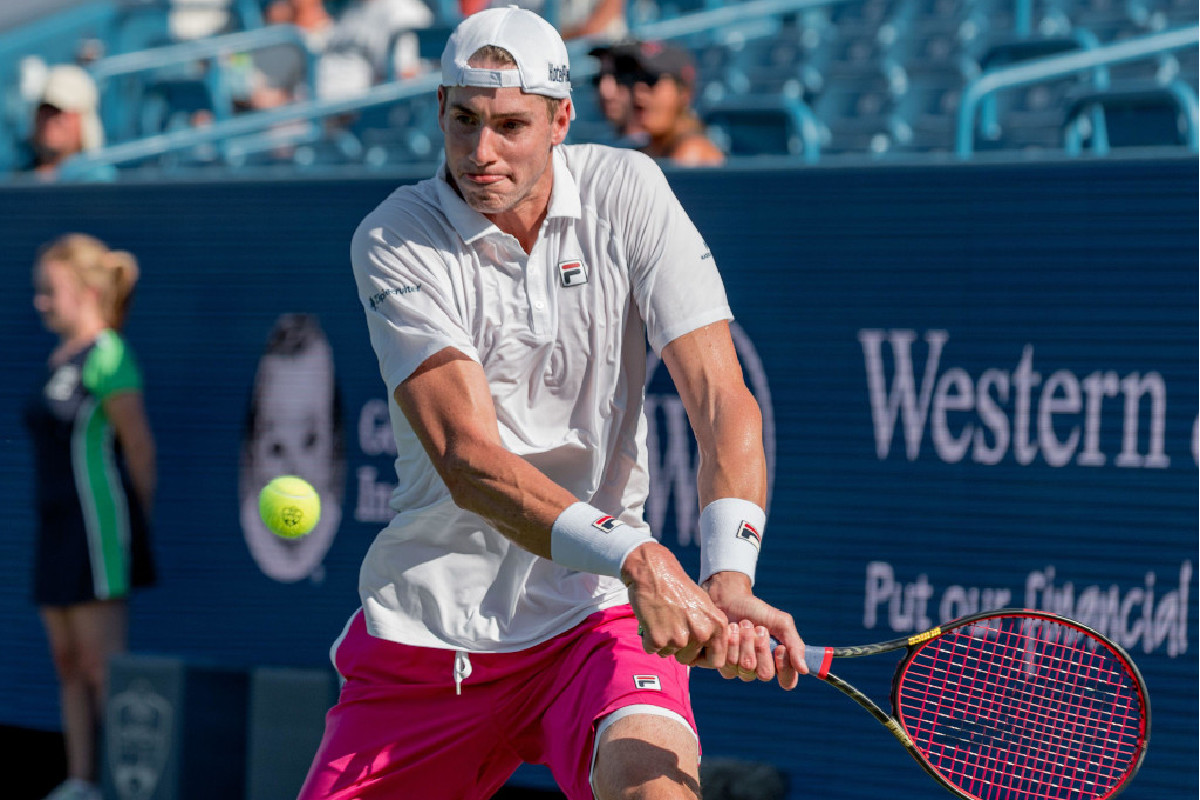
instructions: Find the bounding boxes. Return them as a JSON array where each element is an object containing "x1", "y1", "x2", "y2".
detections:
[
  {"x1": 736, "y1": 521, "x2": 762, "y2": 550},
  {"x1": 559, "y1": 259, "x2": 588, "y2": 287},
  {"x1": 633, "y1": 675, "x2": 661, "y2": 691},
  {"x1": 592, "y1": 515, "x2": 623, "y2": 533}
]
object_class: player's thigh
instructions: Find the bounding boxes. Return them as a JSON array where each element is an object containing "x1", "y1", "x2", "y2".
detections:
[{"x1": 592, "y1": 712, "x2": 701, "y2": 800}]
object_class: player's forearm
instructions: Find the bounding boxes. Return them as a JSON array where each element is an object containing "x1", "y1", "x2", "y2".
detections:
[
  {"x1": 439, "y1": 441, "x2": 576, "y2": 559},
  {"x1": 695, "y1": 388, "x2": 767, "y2": 508}
]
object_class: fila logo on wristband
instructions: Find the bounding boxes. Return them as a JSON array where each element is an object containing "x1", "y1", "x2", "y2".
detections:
[
  {"x1": 592, "y1": 515, "x2": 623, "y2": 533},
  {"x1": 736, "y1": 521, "x2": 762, "y2": 549},
  {"x1": 633, "y1": 675, "x2": 662, "y2": 690}
]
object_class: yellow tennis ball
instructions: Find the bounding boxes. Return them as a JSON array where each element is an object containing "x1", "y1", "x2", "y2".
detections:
[{"x1": 259, "y1": 475, "x2": 321, "y2": 539}]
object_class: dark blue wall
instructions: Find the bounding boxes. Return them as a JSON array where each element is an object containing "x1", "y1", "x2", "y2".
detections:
[{"x1": 0, "y1": 157, "x2": 1194, "y2": 799}]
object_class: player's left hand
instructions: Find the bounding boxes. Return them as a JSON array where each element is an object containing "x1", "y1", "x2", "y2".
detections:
[{"x1": 694, "y1": 571, "x2": 807, "y2": 690}]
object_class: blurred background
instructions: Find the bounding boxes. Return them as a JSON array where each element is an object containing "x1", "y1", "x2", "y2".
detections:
[{"x1": 0, "y1": 1, "x2": 1195, "y2": 799}]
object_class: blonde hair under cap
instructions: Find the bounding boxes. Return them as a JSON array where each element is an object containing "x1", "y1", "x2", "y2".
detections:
[{"x1": 39, "y1": 64, "x2": 105, "y2": 152}]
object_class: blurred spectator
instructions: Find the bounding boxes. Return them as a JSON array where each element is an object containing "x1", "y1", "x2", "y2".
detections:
[
  {"x1": 619, "y1": 41, "x2": 725, "y2": 166},
  {"x1": 19, "y1": 65, "x2": 113, "y2": 180},
  {"x1": 477, "y1": 0, "x2": 627, "y2": 40},
  {"x1": 238, "y1": 0, "x2": 334, "y2": 111},
  {"x1": 588, "y1": 41, "x2": 647, "y2": 145},
  {"x1": 321, "y1": 0, "x2": 435, "y2": 97},
  {"x1": 169, "y1": 0, "x2": 235, "y2": 40}
]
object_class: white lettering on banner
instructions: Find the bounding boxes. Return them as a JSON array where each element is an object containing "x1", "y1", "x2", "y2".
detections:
[
  {"x1": 859, "y1": 329, "x2": 1173, "y2": 468},
  {"x1": 646, "y1": 321, "x2": 776, "y2": 548},
  {"x1": 355, "y1": 465, "x2": 396, "y2": 523},
  {"x1": 863, "y1": 560, "x2": 1192, "y2": 657},
  {"x1": 358, "y1": 398, "x2": 397, "y2": 456}
]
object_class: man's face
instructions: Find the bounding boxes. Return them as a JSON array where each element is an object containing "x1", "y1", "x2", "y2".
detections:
[
  {"x1": 438, "y1": 81, "x2": 570, "y2": 219},
  {"x1": 33, "y1": 104, "x2": 83, "y2": 159}
]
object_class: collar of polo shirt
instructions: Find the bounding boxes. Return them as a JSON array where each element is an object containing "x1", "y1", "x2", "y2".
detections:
[{"x1": 436, "y1": 149, "x2": 581, "y2": 244}]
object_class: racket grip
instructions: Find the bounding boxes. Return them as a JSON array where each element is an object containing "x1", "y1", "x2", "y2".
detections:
[
  {"x1": 768, "y1": 638, "x2": 831, "y2": 678},
  {"x1": 804, "y1": 645, "x2": 832, "y2": 678}
]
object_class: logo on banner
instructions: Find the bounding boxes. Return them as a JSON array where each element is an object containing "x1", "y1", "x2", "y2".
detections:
[
  {"x1": 559, "y1": 260, "x2": 588, "y2": 287},
  {"x1": 106, "y1": 679, "x2": 172, "y2": 800}
]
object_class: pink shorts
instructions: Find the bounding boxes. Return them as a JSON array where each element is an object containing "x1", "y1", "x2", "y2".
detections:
[{"x1": 297, "y1": 604, "x2": 696, "y2": 800}]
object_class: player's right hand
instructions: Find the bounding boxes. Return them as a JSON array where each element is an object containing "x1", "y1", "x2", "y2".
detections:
[{"x1": 621, "y1": 541, "x2": 730, "y2": 668}]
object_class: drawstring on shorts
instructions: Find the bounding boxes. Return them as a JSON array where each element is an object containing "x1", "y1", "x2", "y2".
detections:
[{"x1": 454, "y1": 650, "x2": 472, "y2": 695}]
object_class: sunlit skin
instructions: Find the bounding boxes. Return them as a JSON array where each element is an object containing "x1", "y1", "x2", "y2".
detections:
[
  {"x1": 438, "y1": 74, "x2": 571, "y2": 253},
  {"x1": 631, "y1": 75, "x2": 724, "y2": 166},
  {"x1": 631, "y1": 75, "x2": 689, "y2": 141}
]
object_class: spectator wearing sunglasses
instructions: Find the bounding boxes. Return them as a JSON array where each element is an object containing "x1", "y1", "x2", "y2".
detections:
[
  {"x1": 617, "y1": 40, "x2": 724, "y2": 167},
  {"x1": 587, "y1": 42, "x2": 647, "y2": 146}
]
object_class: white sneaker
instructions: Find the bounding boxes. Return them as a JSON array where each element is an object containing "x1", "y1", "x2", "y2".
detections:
[{"x1": 42, "y1": 779, "x2": 102, "y2": 800}]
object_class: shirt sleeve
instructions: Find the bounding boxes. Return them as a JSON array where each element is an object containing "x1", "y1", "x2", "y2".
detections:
[
  {"x1": 82, "y1": 330, "x2": 143, "y2": 401},
  {"x1": 615, "y1": 151, "x2": 733, "y2": 354},
  {"x1": 351, "y1": 201, "x2": 480, "y2": 392}
]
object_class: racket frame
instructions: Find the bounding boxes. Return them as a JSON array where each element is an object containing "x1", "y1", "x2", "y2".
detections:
[{"x1": 802, "y1": 607, "x2": 1151, "y2": 800}]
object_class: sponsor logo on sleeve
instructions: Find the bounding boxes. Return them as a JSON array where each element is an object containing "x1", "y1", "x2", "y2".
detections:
[
  {"x1": 559, "y1": 260, "x2": 588, "y2": 287},
  {"x1": 633, "y1": 674, "x2": 661, "y2": 690},
  {"x1": 736, "y1": 521, "x2": 761, "y2": 549},
  {"x1": 367, "y1": 284, "x2": 422, "y2": 310}
]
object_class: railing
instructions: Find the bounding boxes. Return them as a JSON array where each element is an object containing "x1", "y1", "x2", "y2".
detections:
[
  {"x1": 89, "y1": 23, "x2": 316, "y2": 136},
  {"x1": 630, "y1": 0, "x2": 852, "y2": 40},
  {"x1": 956, "y1": 25, "x2": 1200, "y2": 158},
  {"x1": 59, "y1": 71, "x2": 441, "y2": 179},
  {"x1": 59, "y1": 0, "x2": 845, "y2": 177}
]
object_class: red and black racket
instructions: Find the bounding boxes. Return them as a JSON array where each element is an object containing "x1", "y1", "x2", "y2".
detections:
[{"x1": 797, "y1": 608, "x2": 1150, "y2": 800}]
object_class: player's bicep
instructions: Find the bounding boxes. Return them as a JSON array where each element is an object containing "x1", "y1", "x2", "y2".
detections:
[{"x1": 393, "y1": 346, "x2": 502, "y2": 475}]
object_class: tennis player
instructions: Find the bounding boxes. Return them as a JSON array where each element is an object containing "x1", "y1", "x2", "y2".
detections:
[{"x1": 298, "y1": 8, "x2": 805, "y2": 799}]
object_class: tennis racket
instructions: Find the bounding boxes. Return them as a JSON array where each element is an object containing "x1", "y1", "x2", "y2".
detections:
[{"x1": 795, "y1": 608, "x2": 1150, "y2": 800}]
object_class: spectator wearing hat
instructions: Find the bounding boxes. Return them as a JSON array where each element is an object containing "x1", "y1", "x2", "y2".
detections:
[
  {"x1": 22, "y1": 65, "x2": 108, "y2": 179},
  {"x1": 587, "y1": 41, "x2": 647, "y2": 146},
  {"x1": 619, "y1": 40, "x2": 724, "y2": 167}
]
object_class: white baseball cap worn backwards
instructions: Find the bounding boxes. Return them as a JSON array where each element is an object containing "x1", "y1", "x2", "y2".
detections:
[{"x1": 441, "y1": 6, "x2": 574, "y2": 116}]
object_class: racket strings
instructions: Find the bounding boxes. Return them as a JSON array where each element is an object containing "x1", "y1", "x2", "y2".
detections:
[{"x1": 896, "y1": 617, "x2": 1144, "y2": 800}]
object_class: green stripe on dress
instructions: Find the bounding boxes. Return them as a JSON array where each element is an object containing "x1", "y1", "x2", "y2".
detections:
[{"x1": 72, "y1": 398, "x2": 130, "y2": 599}]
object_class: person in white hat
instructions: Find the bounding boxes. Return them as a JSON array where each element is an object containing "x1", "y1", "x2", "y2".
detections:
[
  {"x1": 298, "y1": 8, "x2": 806, "y2": 799},
  {"x1": 25, "y1": 65, "x2": 105, "y2": 178}
]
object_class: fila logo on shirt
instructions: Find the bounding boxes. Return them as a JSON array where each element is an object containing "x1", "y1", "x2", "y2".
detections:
[
  {"x1": 633, "y1": 675, "x2": 661, "y2": 691},
  {"x1": 736, "y1": 521, "x2": 761, "y2": 550},
  {"x1": 558, "y1": 259, "x2": 588, "y2": 287},
  {"x1": 592, "y1": 515, "x2": 623, "y2": 533}
]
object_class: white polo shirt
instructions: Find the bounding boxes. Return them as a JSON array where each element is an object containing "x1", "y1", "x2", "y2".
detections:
[{"x1": 351, "y1": 143, "x2": 732, "y2": 652}]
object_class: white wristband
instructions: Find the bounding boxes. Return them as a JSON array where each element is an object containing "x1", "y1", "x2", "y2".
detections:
[
  {"x1": 550, "y1": 502, "x2": 655, "y2": 578},
  {"x1": 699, "y1": 498, "x2": 765, "y2": 586}
]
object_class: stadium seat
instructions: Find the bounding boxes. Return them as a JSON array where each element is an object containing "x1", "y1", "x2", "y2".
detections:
[
  {"x1": 812, "y1": 66, "x2": 901, "y2": 155},
  {"x1": 700, "y1": 93, "x2": 821, "y2": 161},
  {"x1": 138, "y1": 77, "x2": 214, "y2": 135},
  {"x1": 1063, "y1": 78, "x2": 1199, "y2": 152},
  {"x1": 891, "y1": 66, "x2": 966, "y2": 152},
  {"x1": 971, "y1": 34, "x2": 1101, "y2": 151}
]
